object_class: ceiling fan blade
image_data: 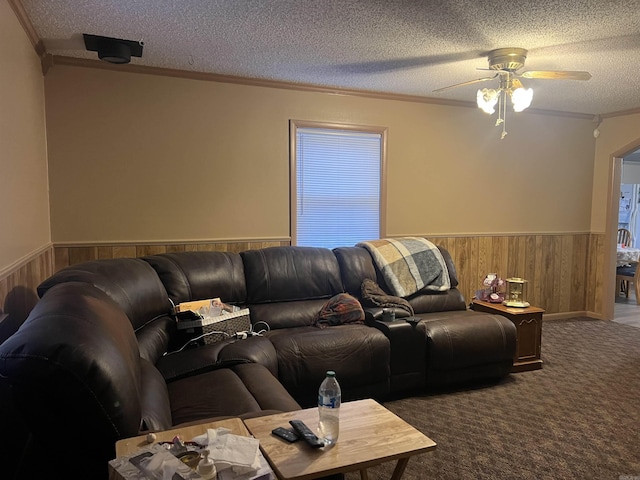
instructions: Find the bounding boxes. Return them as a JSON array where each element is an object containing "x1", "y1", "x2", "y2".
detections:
[
  {"x1": 520, "y1": 70, "x2": 592, "y2": 80},
  {"x1": 336, "y1": 50, "x2": 487, "y2": 74},
  {"x1": 433, "y1": 74, "x2": 497, "y2": 92}
]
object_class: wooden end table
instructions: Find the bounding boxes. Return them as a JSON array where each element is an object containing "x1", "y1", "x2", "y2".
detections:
[
  {"x1": 244, "y1": 398, "x2": 436, "y2": 480},
  {"x1": 471, "y1": 299, "x2": 544, "y2": 372}
]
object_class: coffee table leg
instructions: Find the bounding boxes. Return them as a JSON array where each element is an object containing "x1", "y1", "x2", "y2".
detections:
[
  {"x1": 390, "y1": 457, "x2": 410, "y2": 480},
  {"x1": 360, "y1": 468, "x2": 369, "y2": 480}
]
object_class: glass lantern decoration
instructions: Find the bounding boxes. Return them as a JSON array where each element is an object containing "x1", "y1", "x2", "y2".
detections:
[{"x1": 503, "y1": 277, "x2": 530, "y2": 307}]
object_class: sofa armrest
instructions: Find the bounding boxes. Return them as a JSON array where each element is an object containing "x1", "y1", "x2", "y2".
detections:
[
  {"x1": 156, "y1": 340, "x2": 244, "y2": 382},
  {"x1": 363, "y1": 307, "x2": 410, "y2": 323},
  {"x1": 364, "y1": 316, "x2": 426, "y2": 392},
  {"x1": 156, "y1": 336, "x2": 278, "y2": 382},
  {"x1": 218, "y1": 336, "x2": 279, "y2": 378}
]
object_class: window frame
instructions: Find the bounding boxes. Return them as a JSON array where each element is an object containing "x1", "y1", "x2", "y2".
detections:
[{"x1": 289, "y1": 119, "x2": 388, "y2": 247}]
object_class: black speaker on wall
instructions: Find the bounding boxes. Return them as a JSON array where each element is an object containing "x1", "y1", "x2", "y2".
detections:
[{"x1": 83, "y1": 33, "x2": 144, "y2": 64}]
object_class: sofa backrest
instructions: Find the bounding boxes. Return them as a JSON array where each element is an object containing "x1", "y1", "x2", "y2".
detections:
[
  {"x1": 0, "y1": 282, "x2": 154, "y2": 478},
  {"x1": 240, "y1": 246, "x2": 344, "y2": 329},
  {"x1": 143, "y1": 251, "x2": 247, "y2": 305},
  {"x1": 333, "y1": 244, "x2": 467, "y2": 314},
  {"x1": 37, "y1": 258, "x2": 175, "y2": 363}
]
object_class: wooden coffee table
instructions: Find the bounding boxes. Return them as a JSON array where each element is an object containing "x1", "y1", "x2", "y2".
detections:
[{"x1": 244, "y1": 398, "x2": 436, "y2": 480}]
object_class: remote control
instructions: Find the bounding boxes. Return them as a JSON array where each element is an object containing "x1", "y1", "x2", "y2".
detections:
[
  {"x1": 289, "y1": 420, "x2": 325, "y2": 448},
  {"x1": 271, "y1": 426, "x2": 299, "y2": 443}
]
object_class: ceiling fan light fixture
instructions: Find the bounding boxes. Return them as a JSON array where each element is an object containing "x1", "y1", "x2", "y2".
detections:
[
  {"x1": 511, "y1": 87, "x2": 534, "y2": 112},
  {"x1": 477, "y1": 88, "x2": 498, "y2": 114}
]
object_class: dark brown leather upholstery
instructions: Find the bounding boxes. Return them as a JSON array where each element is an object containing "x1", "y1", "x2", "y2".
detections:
[
  {"x1": 0, "y1": 280, "x2": 300, "y2": 478},
  {"x1": 36, "y1": 258, "x2": 176, "y2": 363},
  {"x1": 142, "y1": 251, "x2": 247, "y2": 305},
  {"x1": 418, "y1": 310, "x2": 517, "y2": 386},
  {"x1": 0, "y1": 242, "x2": 518, "y2": 479},
  {"x1": 241, "y1": 246, "x2": 343, "y2": 303},
  {"x1": 241, "y1": 246, "x2": 391, "y2": 406},
  {"x1": 0, "y1": 282, "x2": 145, "y2": 478},
  {"x1": 167, "y1": 363, "x2": 298, "y2": 425},
  {"x1": 266, "y1": 325, "x2": 390, "y2": 407},
  {"x1": 335, "y1": 244, "x2": 515, "y2": 390}
]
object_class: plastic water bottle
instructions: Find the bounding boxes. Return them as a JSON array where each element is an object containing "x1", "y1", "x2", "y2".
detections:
[{"x1": 318, "y1": 370, "x2": 341, "y2": 446}]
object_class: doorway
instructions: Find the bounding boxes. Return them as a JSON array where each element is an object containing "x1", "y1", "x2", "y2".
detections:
[{"x1": 613, "y1": 147, "x2": 640, "y2": 326}]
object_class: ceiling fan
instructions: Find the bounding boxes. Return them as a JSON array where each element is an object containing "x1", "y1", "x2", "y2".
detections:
[
  {"x1": 433, "y1": 47, "x2": 592, "y2": 92},
  {"x1": 433, "y1": 47, "x2": 592, "y2": 139}
]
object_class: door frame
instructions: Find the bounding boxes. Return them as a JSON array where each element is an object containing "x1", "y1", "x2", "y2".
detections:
[{"x1": 605, "y1": 138, "x2": 640, "y2": 320}]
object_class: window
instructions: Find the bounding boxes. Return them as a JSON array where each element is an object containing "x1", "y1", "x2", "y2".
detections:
[{"x1": 290, "y1": 121, "x2": 386, "y2": 248}]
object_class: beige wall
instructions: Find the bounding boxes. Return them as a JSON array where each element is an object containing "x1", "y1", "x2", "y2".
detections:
[
  {"x1": 0, "y1": 0, "x2": 50, "y2": 274},
  {"x1": 45, "y1": 65, "x2": 596, "y2": 244}
]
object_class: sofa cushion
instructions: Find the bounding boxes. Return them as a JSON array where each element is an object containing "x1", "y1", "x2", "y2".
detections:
[
  {"x1": 333, "y1": 246, "x2": 379, "y2": 296},
  {"x1": 407, "y1": 289, "x2": 467, "y2": 314},
  {"x1": 231, "y1": 363, "x2": 301, "y2": 412},
  {"x1": 136, "y1": 314, "x2": 178, "y2": 364},
  {"x1": 247, "y1": 298, "x2": 329, "y2": 330},
  {"x1": 166, "y1": 363, "x2": 298, "y2": 425},
  {"x1": 143, "y1": 251, "x2": 247, "y2": 305},
  {"x1": 418, "y1": 310, "x2": 517, "y2": 386},
  {"x1": 241, "y1": 246, "x2": 343, "y2": 303},
  {"x1": 265, "y1": 325, "x2": 390, "y2": 407}
]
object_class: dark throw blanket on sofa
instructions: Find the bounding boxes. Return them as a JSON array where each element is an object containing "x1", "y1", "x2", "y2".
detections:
[{"x1": 360, "y1": 278, "x2": 415, "y2": 316}]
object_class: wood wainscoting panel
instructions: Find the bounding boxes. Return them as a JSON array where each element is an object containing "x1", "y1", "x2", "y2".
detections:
[
  {"x1": 0, "y1": 246, "x2": 54, "y2": 343},
  {"x1": 586, "y1": 233, "x2": 605, "y2": 314},
  {"x1": 54, "y1": 240, "x2": 291, "y2": 271},
  {"x1": 50, "y1": 234, "x2": 602, "y2": 316},
  {"x1": 423, "y1": 234, "x2": 595, "y2": 315}
]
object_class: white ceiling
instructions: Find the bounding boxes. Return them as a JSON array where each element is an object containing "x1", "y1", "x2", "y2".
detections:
[{"x1": 18, "y1": 0, "x2": 640, "y2": 116}]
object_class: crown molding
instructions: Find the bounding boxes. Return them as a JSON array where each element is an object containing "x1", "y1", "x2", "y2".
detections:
[
  {"x1": 601, "y1": 107, "x2": 640, "y2": 119},
  {"x1": 48, "y1": 55, "x2": 597, "y2": 119},
  {"x1": 8, "y1": 0, "x2": 45, "y2": 59}
]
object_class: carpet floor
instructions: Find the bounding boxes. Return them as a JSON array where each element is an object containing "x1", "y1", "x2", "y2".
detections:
[{"x1": 346, "y1": 318, "x2": 640, "y2": 480}]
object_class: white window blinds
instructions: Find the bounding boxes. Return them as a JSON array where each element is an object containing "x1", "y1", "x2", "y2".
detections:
[{"x1": 295, "y1": 127, "x2": 382, "y2": 249}]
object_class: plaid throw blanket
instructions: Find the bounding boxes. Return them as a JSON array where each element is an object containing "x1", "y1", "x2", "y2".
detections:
[{"x1": 356, "y1": 237, "x2": 451, "y2": 297}]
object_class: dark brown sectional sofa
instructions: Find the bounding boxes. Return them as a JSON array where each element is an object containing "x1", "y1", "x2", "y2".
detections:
[{"x1": 0, "y1": 244, "x2": 516, "y2": 479}]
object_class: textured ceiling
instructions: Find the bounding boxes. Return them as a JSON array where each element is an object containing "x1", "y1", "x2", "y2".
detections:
[{"x1": 19, "y1": 0, "x2": 640, "y2": 115}]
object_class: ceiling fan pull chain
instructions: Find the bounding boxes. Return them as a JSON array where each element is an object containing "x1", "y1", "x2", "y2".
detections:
[{"x1": 500, "y1": 91, "x2": 508, "y2": 139}]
